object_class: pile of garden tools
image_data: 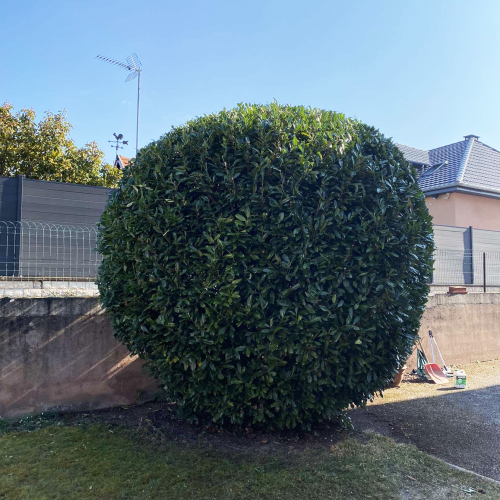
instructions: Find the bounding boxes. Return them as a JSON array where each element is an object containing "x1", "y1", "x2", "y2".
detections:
[{"x1": 415, "y1": 330, "x2": 452, "y2": 384}]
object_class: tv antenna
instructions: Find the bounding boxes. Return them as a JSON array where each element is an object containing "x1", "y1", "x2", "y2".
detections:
[{"x1": 96, "y1": 53, "x2": 142, "y2": 155}]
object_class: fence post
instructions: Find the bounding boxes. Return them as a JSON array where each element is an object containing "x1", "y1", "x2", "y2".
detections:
[
  {"x1": 483, "y1": 252, "x2": 486, "y2": 293},
  {"x1": 430, "y1": 249, "x2": 434, "y2": 284},
  {"x1": 14, "y1": 175, "x2": 24, "y2": 277},
  {"x1": 16, "y1": 175, "x2": 23, "y2": 222},
  {"x1": 469, "y1": 226, "x2": 474, "y2": 284}
]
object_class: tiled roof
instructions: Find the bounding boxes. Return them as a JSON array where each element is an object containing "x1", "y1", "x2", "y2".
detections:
[
  {"x1": 462, "y1": 141, "x2": 500, "y2": 191},
  {"x1": 396, "y1": 137, "x2": 500, "y2": 193},
  {"x1": 421, "y1": 140, "x2": 469, "y2": 191},
  {"x1": 395, "y1": 143, "x2": 430, "y2": 166},
  {"x1": 114, "y1": 155, "x2": 131, "y2": 170},
  {"x1": 118, "y1": 155, "x2": 131, "y2": 168}
]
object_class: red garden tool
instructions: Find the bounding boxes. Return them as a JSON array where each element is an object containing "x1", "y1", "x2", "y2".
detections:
[{"x1": 424, "y1": 330, "x2": 450, "y2": 384}]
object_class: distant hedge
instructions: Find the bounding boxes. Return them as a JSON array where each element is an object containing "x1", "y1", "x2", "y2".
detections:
[{"x1": 97, "y1": 103, "x2": 433, "y2": 430}]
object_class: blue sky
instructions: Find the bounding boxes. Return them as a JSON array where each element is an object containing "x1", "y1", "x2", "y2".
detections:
[{"x1": 3, "y1": 0, "x2": 500, "y2": 164}]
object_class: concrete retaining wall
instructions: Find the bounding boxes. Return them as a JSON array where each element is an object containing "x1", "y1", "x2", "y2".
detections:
[
  {"x1": 0, "y1": 280, "x2": 98, "y2": 289},
  {"x1": 409, "y1": 292, "x2": 500, "y2": 369},
  {"x1": 0, "y1": 281, "x2": 99, "y2": 299},
  {"x1": 2, "y1": 294, "x2": 500, "y2": 418},
  {"x1": 0, "y1": 298, "x2": 156, "y2": 418},
  {"x1": 0, "y1": 280, "x2": 99, "y2": 298}
]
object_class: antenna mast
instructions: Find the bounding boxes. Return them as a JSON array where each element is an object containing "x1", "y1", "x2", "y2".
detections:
[{"x1": 96, "y1": 53, "x2": 142, "y2": 155}]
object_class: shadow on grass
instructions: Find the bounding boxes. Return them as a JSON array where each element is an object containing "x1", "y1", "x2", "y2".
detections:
[{"x1": 2, "y1": 423, "x2": 500, "y2": 500}]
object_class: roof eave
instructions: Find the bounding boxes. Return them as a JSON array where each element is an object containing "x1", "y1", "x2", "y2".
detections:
[{"x1": 423, "y1": 182, "x2": 500, "y2": 200}]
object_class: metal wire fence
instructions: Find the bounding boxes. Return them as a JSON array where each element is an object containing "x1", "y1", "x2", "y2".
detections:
[
  {"x1": 432, "y1": 249, "x2": 500, "y2": 288},
  {"x1": 0, "y1": 221, "x2": 101, "y2": 280},
  {"x1": 2, "y1": 222, "x2": 500, "y2": 288}
]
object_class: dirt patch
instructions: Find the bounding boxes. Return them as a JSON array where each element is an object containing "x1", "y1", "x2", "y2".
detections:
[{"x1": 10, "y1": 400, "x2": 350, "y2": 457}]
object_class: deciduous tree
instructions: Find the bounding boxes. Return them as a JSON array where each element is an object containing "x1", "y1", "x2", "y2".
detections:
[{"x1": 0, "y1": 102, "x2": 121, "y2": 187}]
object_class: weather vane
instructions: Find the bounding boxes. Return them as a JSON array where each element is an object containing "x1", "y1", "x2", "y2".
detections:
[{"x1": 109, "y1": 133, "x2": 128, "y2": 167}]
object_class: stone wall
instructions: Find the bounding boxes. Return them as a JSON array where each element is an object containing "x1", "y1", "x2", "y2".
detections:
[{"x1": 0, "y1": 298, "x2": 156, "y2": 418}]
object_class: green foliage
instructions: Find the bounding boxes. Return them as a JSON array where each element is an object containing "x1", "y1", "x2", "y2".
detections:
[
  {"x1": 97, "y1": 103, "x2": 433, "y2": 430},
  {"x1": 0, "y1": 102, "x2": 121, "y2": 187}
]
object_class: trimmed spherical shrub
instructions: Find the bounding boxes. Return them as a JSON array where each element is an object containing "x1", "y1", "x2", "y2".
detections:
[{"x1": 97, "y1": 103, "x2": 433, "y2": 430}]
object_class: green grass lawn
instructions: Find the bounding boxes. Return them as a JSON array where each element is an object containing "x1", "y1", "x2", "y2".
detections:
[{"x1": 1, "y1": 423, "x2": 499, "y2": 499}]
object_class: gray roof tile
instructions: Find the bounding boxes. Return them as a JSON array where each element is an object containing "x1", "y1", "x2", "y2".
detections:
[
  {"x1": 395, "y1": 143, "x2": 430, "y2": 165},
  {"x1": 462, "y1": 141, "x2": 500, "y2": 190},
  {"x1": 422, "y1": 141, "x2": 468, "y2": 190},
  {"x1": 396, "y1": 138, "x2": 500, "y2": 193}
]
